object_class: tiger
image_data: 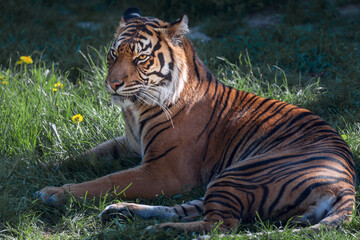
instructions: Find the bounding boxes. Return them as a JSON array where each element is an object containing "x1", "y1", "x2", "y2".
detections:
[{"x1": 36, "y1": 7, "x2": 357, "y2": 233}]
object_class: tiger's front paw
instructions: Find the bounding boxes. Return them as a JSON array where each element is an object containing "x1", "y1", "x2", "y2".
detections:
[{"x1": 35, "y1": 186, "x2": 66, "y2": 206}]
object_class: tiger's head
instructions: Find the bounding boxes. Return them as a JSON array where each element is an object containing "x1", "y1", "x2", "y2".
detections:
[{"x1": 105, "y1": 7, "x2": 190, "y2": 108}]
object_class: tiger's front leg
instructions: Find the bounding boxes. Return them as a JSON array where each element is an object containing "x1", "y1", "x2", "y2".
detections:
[
  {"x1": 36, "y1": 138, "x2": 197, "y2": 205},
  {"x1": 36, "y1": 136, "x2": 140, "y2": 205}
]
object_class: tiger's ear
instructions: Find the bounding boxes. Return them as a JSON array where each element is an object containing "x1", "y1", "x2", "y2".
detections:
[
  {"x1": 116, "y1": 7, "x2": 142, "y2": 36},
  {"x1": 158, "y1": 15, "x2": 189, "y2": 45}
]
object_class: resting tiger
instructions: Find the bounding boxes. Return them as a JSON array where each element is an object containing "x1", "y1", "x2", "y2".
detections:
[{"x1": 37, "y1": 7, "x2": 357, "y2": 233}]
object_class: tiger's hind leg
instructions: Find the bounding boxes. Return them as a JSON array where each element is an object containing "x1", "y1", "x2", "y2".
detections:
[
  {"x1": 291, "y1": 190, "x2": 338, "y2": 226},
  {"x1": 99, "y1": 197, "x2": 204, "y2": 223},
  {"x1": 152, "y1": 179, "x2": 244, "y2": 233},
  {"x1": 309, "y1": 188, "x2": 356, "y2": 230}
]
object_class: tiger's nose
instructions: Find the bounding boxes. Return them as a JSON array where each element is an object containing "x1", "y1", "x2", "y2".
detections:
[{"x1": 108, "y1": 80, "x2": 124, "y2": 91}]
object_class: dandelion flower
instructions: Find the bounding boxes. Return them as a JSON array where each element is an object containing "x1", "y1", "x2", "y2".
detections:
[
  {"x1": 53, "y1": 82, "x2": 63, "y2": 91},
  {"x1": 16, "y1": 60, "x2": 23, "y2": 65},
  {"x1": 20, "y1": 56, "x2": 33, "y2": 64},
  {"x1": 72, "y1": 114, "x2": 84, "y2": 124},
  {"x1": 78, "y1": 81, "x2": 81, "y2": 84},
  {"x1": 2, "y1": 81, "x2": 8, "y2": 85},
  {"x1": 54, "y1": 82, "x2": 63, "y2": 88}
]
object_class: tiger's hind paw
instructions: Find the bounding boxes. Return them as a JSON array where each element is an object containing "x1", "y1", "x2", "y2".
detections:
[{"x1": 99, "y1": 202, "x2": 139, "y2": 224}]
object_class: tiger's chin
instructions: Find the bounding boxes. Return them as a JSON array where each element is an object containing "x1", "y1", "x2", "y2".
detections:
[{"x1": 110, "y1": 94, "x2": 137, "y2": 106}]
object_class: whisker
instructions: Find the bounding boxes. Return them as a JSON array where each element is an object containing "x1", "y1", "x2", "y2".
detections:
[{"x1": 146, "y1": 86, "x2": 176, "y2": 105}]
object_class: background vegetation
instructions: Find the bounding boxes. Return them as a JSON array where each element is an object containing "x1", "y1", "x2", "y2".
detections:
[{"x1": 0, "y1": 0, "x2": 360, "y2": 239}]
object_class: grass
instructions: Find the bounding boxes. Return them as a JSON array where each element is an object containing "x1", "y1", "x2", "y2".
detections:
[{"x1": 1, "y1": 0, "x2": 360, "y2": 239}]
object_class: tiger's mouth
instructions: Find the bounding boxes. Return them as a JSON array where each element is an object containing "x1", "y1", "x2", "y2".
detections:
[{"x1": 111, "y1": 93, "x2": 137, "y2": 103}]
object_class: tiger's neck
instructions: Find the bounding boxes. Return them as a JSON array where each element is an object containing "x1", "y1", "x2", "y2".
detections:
[{"x1": 179, "y1": 38, "x2": 221, "y2": 103}]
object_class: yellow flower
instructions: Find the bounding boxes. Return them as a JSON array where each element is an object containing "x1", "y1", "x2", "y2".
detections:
[
  {"x1": 78, "y1": 81, "x2": 81, "y2": 84},
  {"x1": 2, "y1": 81, "x2": 8, "y2": 85},
  {"x1": 16, "y1": 60, "x2": 23, "y2": 65},
  {"x1": 72, "y1": 114, "x2": 84, "y2": 124},
  {"x1": 20, "y1": 56, "x2": 33, "y2": 64},
  {"x1": 54, "y1": 82, "x2": 63, "y2": 88},
  {"x1": 53, "y1": 82, "x2": 64, "y2": 91}
]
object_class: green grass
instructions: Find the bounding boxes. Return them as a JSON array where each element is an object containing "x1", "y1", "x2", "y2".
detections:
[{"x1": 1, "y1": 0, "x2": 360, "y2": 239}]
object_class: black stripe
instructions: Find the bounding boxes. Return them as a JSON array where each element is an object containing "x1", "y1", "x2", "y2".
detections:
[
  {"x1": 138, "y1": 35, "x2": 148, "y2": 40},
  {"x1": 291, "y1": 175, "x2": 353, "y2": 192},
  {"x1": 207, "y1": 190, "x2": 245, "y2": 217},
  {"x1": 142, "y1": 42, "x2": 152, "y2": 52},
  {"x1": 143, "y1": 126, "x2": 171, "y2": 155},
  {"x1": 204, "y1": 200, "x2": 241, "y2": 219},
  {"x1": 258, "y1": 185, "x2": 269, "y2": 218},
  {"x1": 186, "y1": 203, "x2": 203, "y2": 213},
  {"x1": 144, "y1": 105, "x2": 186, "y2": 138},
  {"x1": 197, "y1": 83, "x2": 225, "y2": 143},
  {"x1": 211, "y1": 79, "x2": 219, "y2": 101},
  {"x1": 158, "y1": 52, "x2": 165, "y2": 70},
  {"x1": 202, "y1": 70, "x2": 213, "y2": 96},
  {"x1": 203, "y1": 209, "x2": 234, "y2": 220},
  {"x1": 146, "y1": 23, "x2": 160, "y2": 28},
  {"x1": 168, "y1": 47, "x2": 174, "y2": 70},
  {"x1": 152, "y1": 37, "x2": 162, "y2": 53},
  {"x1": 139, "y1": 108, "x2": 164, "y2": 135},
  {"x1": 140, "y1": 106, "x2": 159, "y2": 117},
  {"x1": 145, "y1": 146, "x2": 177, "y2": 163},
  {"x1": 193, "y1": 54, "x2": 200, "y2": 82},
  {"x1": 181, "y1": 206, "x2": 188, "y2": 216},
  {"x1": 210, "y1": 180, "x2": 258, "y2": 190},
  {"x1": 120, "y1": 32, "x2": 134, "y2": 38},
  {"x1": 140, "y1": 26, "x2": 153, "y2": 36},
  {"x1": 173, "y1": 207, "x2": 182, "y2": 219},
  {"x1": 202, "y1": 86, "x2": 231, "y2": 163},
  {"x1": 123, "y1": 108, "x2": 140, "y2": 144}
]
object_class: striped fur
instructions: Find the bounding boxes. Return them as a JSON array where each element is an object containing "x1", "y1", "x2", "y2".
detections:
[{"x1": 37, "y1": 8, "x2": 357, "y2": 233}]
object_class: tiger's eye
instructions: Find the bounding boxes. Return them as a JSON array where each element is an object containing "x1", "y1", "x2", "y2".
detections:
[{"x1": 138, "y1": 54, "x2": 147, "y2": 60}]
